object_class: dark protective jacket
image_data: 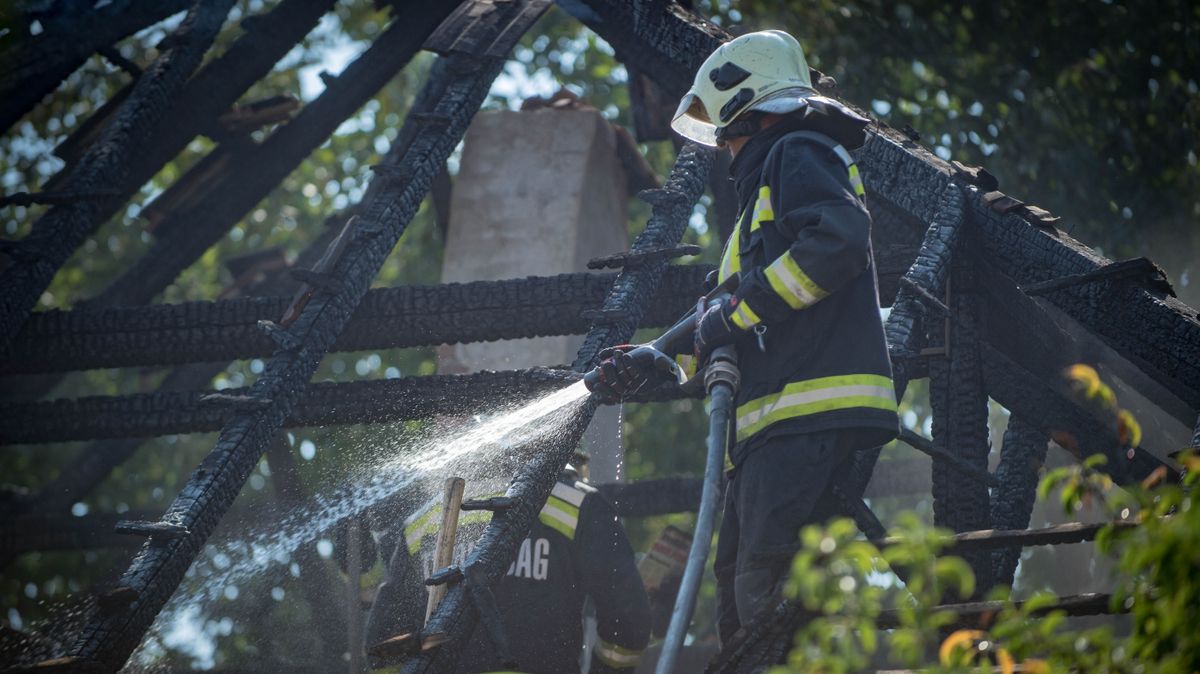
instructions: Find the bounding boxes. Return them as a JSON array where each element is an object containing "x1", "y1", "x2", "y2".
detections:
[
  {"x1": 365, "y1": 477, "x2": 651, "y2": 673},
  {"x1": 716, "y1": 113, "x2": 899, "y2": 461}
]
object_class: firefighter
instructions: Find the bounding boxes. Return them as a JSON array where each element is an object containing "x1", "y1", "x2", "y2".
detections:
[
  {"x1": 365, "y1": 456, "x2": 651, "y2": 673},
  {"x1": 593, "y1": 30, "x2": 899, "y2": 642}
]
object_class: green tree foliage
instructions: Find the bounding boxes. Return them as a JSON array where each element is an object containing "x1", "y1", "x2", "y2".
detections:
[{"x1": 773, "y1": 453, "x2": 1199, "y2": 673}]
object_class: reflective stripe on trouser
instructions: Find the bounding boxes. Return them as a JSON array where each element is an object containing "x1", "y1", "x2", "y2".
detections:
[
  {"x1": 735, "y1": 374, "x2": 897, "y2": 442},
  {"x1": 595, "y1": 639, "x2": 643, "y2": 668}
]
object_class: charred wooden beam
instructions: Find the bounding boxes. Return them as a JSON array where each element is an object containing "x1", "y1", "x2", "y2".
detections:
[
  {"x1": 928, "y1": 260, "x2": 994, "y2": 592},
  {"x1": 989, "y1": 418, "x2": 1050, "y2": 588},
  {"x1": 0, "y1": 266, "x2": 710, "y2": 375},
  {"x1": 860, "y1": 136, "x2": 1200, "y2": 411},
  {"x1": 94, "y1": 6, "x2": 457, "y2": 311},
  {"x1": 571, "y1": 148, "x2": 715, "y2": 371},
  {"x1": 65, "y1": 5, "x2": 516, "y2": 665},
  {"x1": 44, "y1": 0, "x2": 336, "y2": 195},
  {"x1": 0, "y1": 0, "x2": 235, "y2": 348},
  {"x1": 898, "y1": 520, "x2": 1135, "y2": 554},
  {"x1": 0, "y1": 189, "x2": 121, "y2": 208},
  {"x1": 410, "y1": 144, "x2": 714, "y2": 673},
  {"x1": 0, "y1": 368, "x2": 580, "y2": 445},
  {"x1": 15, "y1": 363, "x2": 228, "y2": 511},
  {"x1": 866, "y1": 518, "x2": 1126, "y2": 558},
  {"x1": 897, "y1": 427, "x2": 997, "y2": 488},
  {"x1": 1020, "y1": 256, "x2": 1173, "y2": 297},
  {"x1": 973, "y1": 260, "x2": 1173, "y2": 482},
  {"x1": 0, "y1": 0, "x2": 192, "y2": 133},
  {"x1": 975, "y1": 254, "x2": 1196, "y2": 429}
]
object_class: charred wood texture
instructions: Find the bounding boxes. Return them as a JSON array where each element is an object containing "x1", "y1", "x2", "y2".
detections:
[
  {"x1": 928, "y1": 262, "x2": 994, "y2": 592},
  {"x1": 39, "y1": 0, "x2": 337, "y2": 257},
  {"x1": 94, "y1": 6, "x2": 457, "y2": 310},
  {"x1": 65, "y1": 5, "x2": 507, "y2": 665},
  {"x1": 0, "y1": 0, "x2": 235, "y2": 348},
  {"x1": 409, "y1": 145, "x2": 713, "y2": 672},
  {"x1": 858, "y1": 135, "x2": 1200, "y2": 411},
  {"x1": 0, "y1": 368, "x2": 581, "y2": 444},
  {"x1": 989, "y1": 418, "x2": 1050, "y2": 587},
  {"x1": 0, "y1": 0, "x2": 192, "y2": 133},
  {"x1": 560, "y1": 1, "x2": 721, "y2": 99},
  {"x1": 875, "y1": 592, "x2": 1119, "y2": 630},
  {"x1": 1, "y1": 267, "x2": 710, "y2": 374},
  {"x1": 976, "y1": 256, "x2": 1196, "y2": 429}
]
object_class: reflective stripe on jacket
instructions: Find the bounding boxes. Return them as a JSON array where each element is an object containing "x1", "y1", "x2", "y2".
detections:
[{"x1": 720, "y1": 128, "x2": 899, "y2": 454}]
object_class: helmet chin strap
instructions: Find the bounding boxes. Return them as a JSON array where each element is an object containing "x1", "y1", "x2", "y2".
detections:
[{"x1": 714, "y1": 111, "x2": 764, "y2": 145}]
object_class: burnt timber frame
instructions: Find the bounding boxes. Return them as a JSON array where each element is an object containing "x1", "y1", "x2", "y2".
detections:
[
  {"x1": 0, "y1": 0, "x2": 236, "y2": 347},
  {"x1": 63, "y1": 1, "x2": 519, "y2": 664},
  {"x1": 91, "y1": 7, "x2": 461, "y2": 310},
  {"x1": 1, "y1": 0, "x2": 1198, "y2": 672}
]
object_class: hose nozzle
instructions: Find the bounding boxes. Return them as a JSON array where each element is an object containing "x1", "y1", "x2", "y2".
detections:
[{"x1": 582, "y1": 344, "x2": 684, "y2": 399}]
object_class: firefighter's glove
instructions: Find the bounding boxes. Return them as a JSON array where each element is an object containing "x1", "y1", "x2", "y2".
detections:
[
  {"x1": 695, "y1": 298, "x2": 739, "y2": 361},
  {"x1": 586, "y1": 344, "x2": 679, "y2": 403}
]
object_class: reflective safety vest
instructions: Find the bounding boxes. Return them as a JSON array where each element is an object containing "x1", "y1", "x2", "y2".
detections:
[
  {"x1": 717, "y1": 129, "x2": 899, "y2": 453},
  {"x1": 375, "y1": 478, "x2": 651, "y2": 674}
]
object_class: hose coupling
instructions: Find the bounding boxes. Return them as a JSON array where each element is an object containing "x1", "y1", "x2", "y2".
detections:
[{"x1": 704, "y1": 344, "x2": 740, "y2": 394}]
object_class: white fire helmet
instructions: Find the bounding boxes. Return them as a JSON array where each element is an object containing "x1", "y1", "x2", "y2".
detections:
[{"x1": 671, "y1": 30, "x2": 821, "y2": 147}]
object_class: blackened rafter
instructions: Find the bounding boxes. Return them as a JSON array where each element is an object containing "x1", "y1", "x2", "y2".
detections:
[
  {"x1": 0, "y1": 0, "x2": 192, "y2": 133},
  {"x1": 0, "y1": 0, "x2": 236, "y2": 348},
  {"x1": 0, "y1": 267, "x2": 710, "y2": 374},
  {"x1": 93, "y1": 5, "x2": 459, "y2": 310},
  {"x1": 0, "y1": 368, "x2": 580, "y2": 445}
]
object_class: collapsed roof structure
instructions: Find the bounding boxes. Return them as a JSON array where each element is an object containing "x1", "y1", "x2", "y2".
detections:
[{"x1": 1, "y1": 0, "x2": 1197, "y2": 672}]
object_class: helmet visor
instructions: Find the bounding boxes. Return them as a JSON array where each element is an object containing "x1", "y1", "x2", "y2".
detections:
[{"x1": 670, "y1": 93, "x2": 719, "y2": 147}]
